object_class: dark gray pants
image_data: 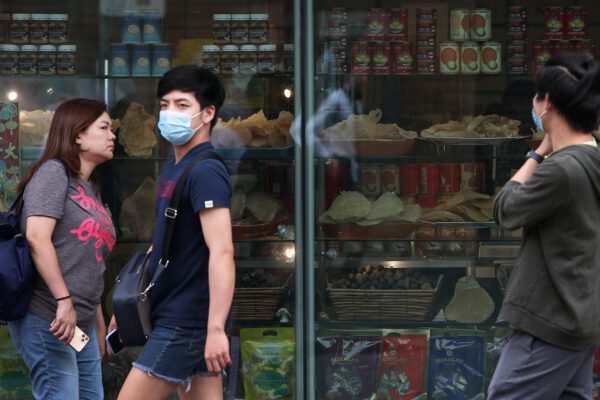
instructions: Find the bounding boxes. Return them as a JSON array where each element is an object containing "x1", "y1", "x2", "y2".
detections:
[{"x1": 488, "y1": 330, "x2": 596, "y2": 400}]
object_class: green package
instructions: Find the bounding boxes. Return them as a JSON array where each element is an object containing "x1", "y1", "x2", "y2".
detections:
[{"x1": 241, "y1": 327, "x2": 295, "y2": 400}]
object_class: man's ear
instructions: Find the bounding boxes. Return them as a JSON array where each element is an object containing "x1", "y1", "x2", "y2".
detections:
[{"x1": 202, "y1": 105, "x2": 216, "y2": 124}]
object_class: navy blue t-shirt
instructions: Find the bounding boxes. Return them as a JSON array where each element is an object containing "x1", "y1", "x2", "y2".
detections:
[{"x1": 149, "y1": 142, "x2": 232, "y2": 328}]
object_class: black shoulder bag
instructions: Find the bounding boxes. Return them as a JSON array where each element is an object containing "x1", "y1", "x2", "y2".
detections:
[{"x1": 112, "y1": 151, "x2": 224, "y2": 346}]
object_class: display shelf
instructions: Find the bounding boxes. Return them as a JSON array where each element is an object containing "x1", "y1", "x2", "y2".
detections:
[
  {"x1": 316, "y1": 318, "x2": 508, "y2": 331},
  {"x1": 320, "y1": 257, "x2": 476, "y2": 269},
  {"x1": 215, "y1": 146, "x2": 295, "y2": 160},
  {"x1": 235, "y1": 257, "x2": 295, "y2": 269}
]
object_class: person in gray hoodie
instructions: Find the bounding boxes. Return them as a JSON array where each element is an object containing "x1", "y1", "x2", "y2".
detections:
[{"x1": 488, "y1": 53, "x2": 600, "y2": 399}]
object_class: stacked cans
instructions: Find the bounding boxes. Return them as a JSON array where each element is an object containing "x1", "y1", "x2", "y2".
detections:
[
  {"x1": 506, "y1": 6, "x2": 527, "y2": 74},
  {"x1": 326, "y1": 7, "x2": 349, "y2": 74},
  {"x1": 416, "y1": 7, "x2": 436, "y2": 74},
  {"x1": 534, "y1": 6, "x2": 595, "y2": 72},
  {"x1": 442, "y1": 9, "x2": 499, "y2": 75}
]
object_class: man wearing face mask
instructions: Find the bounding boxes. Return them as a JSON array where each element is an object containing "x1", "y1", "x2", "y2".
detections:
[
  {"x1": 111, "y1": 65, "x2": 235, "y2": 400},
  {"x1": 489, "y1": 53, "x2": 600, "y2": 399}
]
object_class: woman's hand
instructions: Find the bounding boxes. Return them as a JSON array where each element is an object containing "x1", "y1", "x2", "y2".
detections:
[
  {"x1": 204, "y1": 328, "x2": 231, "y2": 373},
  {"x1": 49, "y1": 298, "x2": 77, "y2": 345},
  {"x1": 108, "y1": 314, "x2": 117, "y2": 333}
]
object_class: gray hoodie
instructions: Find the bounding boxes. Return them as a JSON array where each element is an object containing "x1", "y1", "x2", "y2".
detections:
[{"x1": 494, "y1": 141, "x2": 600, "y2": 350}]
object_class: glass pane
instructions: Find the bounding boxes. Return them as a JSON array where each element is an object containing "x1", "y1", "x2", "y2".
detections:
[
  {"x1": 308, "y1": 1, "x2": 599, "y2": 399},
  {"x1": 1, "y1": 1, "x2": 298, "y2": 399}
]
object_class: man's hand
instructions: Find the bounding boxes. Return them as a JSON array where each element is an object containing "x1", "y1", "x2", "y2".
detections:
[
  {"x1": 204, "y1": 328, "x2": 231, "y2": 373},
  {"x1": 537, "y1": 134, "x2": 553, "y2": 156}
]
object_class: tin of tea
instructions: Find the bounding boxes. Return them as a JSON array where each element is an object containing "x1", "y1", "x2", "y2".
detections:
[
  {"x1": 416, "y1": 45, "x2": 435, "y2": 60},
  {"x1": 359, "y1": 164, "x2": 381, "y2": 198},
  {"x1": 460, "y1": 42, "x2": 480, "y2": 74},
  {"x1": 131, "y1": 43, "x2": 150, "y2": 76},
  {"x1": 470, "y1": 9, "x2": 491, "y2": 41},
  {"x1": 151, "y1": 43, "x2": 172, "y2": 76},
  {"x1": 401, "y1": 164, "x2": 420, "y2": 195},
  {"x1": 388, "y1": 8, "x2": 408, "y2": 41},
  {"x1": 366, "y1": 8, "x2": 389, "y2": 41},
  {"x1": 460, "y1": 163, "x2": 485, "y2": 192},
  {"x1": 450, "y1": 9, "x2": 470, "y2": 41},
  {"x1": 416, "y1": 32, "x2": 436, "y2": 46},
  {"x1": 416, "y1": 19, "x2": 436, "y2": 34},
  {"x1": 440, "y1": 42, "x2": 460, "y2": 74},
  {"x1": 122, "y1": 10, "x2": 141, "y2": 43},
  {"x1": 544, "y1": 7, "x2": 565, "y2": 40},
  {"x1": 142, "y1": 10, "x2": 162, "y2": 43},
  {"x1": 439, "y1": 164, "x2": 461, "y2": 193},
  {"x1": 351, "y1": 41, "x2": 371, "y2": 74},
  {"x1": 416, "y1": 58, "x2": 435, "y2": 74},
  {"x1": 380, "y1": 165, "x2": 400, "y2": 194},
  {"x1": 481, "y1": 41, "x2": 501, "y2": 74},
  {"x1": 372, "y1": 42, "x2": 391, "y2": 74},
  {"x1": 565, "y1": 6, "x2": 587, "y2": 39},
  {"x1": 393, "y1": 41, "x2": 413, "y2": 75},
  {"x1": 420, "y1": 164, "x2": 440, "y2": 195},
  {"x1": 110, "y1": 43, "x2": 129, "y2": 76}
]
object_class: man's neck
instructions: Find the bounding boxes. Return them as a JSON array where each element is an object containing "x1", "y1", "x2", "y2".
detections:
[{"x1": 173, "y1": 129, "x2": 211, "y2": 163}]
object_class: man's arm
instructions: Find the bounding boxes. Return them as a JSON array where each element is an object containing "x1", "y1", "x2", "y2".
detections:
[{"x1": 200, "y1": 207, "x2": 235, "y2": 373}]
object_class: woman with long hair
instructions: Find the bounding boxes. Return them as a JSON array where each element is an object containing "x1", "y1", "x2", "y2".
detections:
[{"x1": 8, "y1": 98, "x2": 117, "y2": 400}]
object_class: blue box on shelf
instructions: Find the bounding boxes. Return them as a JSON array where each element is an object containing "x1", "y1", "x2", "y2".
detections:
[
  {"x1": 131, "y1": 43, "x2": 151, "y2": 76},
  {"x1": 122, "y1": 10, "x2": 142, "y2": 43},
  {"x1": 110, "y1": 43, "x2": 129, "y2": 76},
  {"x1": 151, "y1": 43, "x2": 172, "y2": 76},
  {"x1": 142, "y1": 10, "x2": 162, "y2": 43}
]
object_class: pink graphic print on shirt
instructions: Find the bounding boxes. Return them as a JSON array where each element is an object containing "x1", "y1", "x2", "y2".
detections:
[{"x1": 69, "y1": 185, "x2": 116, "y2": 262}]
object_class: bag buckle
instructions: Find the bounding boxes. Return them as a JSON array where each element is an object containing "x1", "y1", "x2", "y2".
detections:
[
  {"x1": 164, "y1": 207, "x2": 178, "y2": 219},
  {"x1": 139, "y1": 282, "x2": 154, "y2": 301}
]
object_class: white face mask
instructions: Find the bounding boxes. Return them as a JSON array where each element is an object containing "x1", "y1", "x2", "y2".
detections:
[{"x1": 157, "y1": 110, "x2": 204, "y2": 145}]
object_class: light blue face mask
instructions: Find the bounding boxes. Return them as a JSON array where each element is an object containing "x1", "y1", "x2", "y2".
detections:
[
  {"x1": 531, "y1": 108, "x2": 547, "y2": 133},
  {"x1": 158, "y1": 110, "x2": 204, "y2": 145}
]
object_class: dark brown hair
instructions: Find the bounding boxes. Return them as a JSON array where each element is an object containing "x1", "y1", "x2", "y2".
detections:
[{"x1": 18, "y1": 98, "x2": 107, "y2": 192}]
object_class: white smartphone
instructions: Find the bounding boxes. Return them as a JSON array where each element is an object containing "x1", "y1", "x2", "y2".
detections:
[
  {"x1": 69, "y1": 326, "x2": 90, "y2": 352},
  {"x1": 105, "y1": 329, "x2": 125, "y2": 355}
]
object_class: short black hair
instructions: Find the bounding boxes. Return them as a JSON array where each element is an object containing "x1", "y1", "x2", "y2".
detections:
[
  {"x1": 535, "y1": 52, "x2": 600, "y2": 133},
  {"x1": 157, "y1": 65, "x2": 225, "y2": 129}
]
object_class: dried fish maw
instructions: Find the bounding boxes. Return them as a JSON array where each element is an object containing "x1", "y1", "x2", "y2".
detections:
[
  {"x1": 326, "y1": 191, "x2": 371, "y2": 222},
  {"x1": 437, "y1": 190, "x2": 490, "y2": 211},
  {"x1": 120, "y1": 177, "x2": 156, "y2": 240},
  {"x1": 246, "y1": 191, "x2": 282, "y2": 223},
  {"x1": 119, "y1": 102, "x2": 157, "y2": 157},
  {"x1": 365, "y1": 192, "x2": 405, "y2": 221},
  {"x1": 445, "y1": 276, "x2": 495, "y2": 323},
  {"x1": 421, "y1": 210, "x2": 465, "y2": 222},
  {"x1": 395, "y1": 204, "x2": 422, "y2": 222},
  {"x1": 470, "y1": 198, "x2": 493, "y2": 209},
  {"x1": 211, "y1": 125, "x2": 252, "y2": 148}
]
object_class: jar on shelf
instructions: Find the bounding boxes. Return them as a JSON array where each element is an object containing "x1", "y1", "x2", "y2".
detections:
[
  {"x1": 10, "y1": 13, "x2": 30, "y2": 44},
  {"x1": 18, "y1": 44, "x2": 38, "y2": 75},
  {"x1": 257, "y1": 44, "x2": 276, "y2": 74},
  {"x1": 0, "y1": 44, "x2": 19, "y2": 75},
  {"x1": 57, "y1": 44, "x2": 76, "y2": 75},
  {"x1": 239, "y1": 44, "x2": 257, "y2": 75},
  {"x1": 280, "y1": 43, "x2": 294, "y2": 73},
  {"x1": 201, "y1": 44, "x2": 221, "y2": 74},
  {"x1": 220, "y1": 44, "x2": 239, "y2": 74},
  {"x1": 38, "y1": 44, "x2": 57, "y2": 75},
  {"x1": 231, "y1": 14, "x2": 250, "y2": 44},
  {"x1": 249, "y1": 14, "x2": 269, "y2": 44},
  {"x1": 212, "y1": 14, "x2": 231, "y2": 44},
  {"x1": 48, "y1": 14, "x2": 69, "y2": 43},
  {"x1": 30, "y1": 14, "x2": 49, "y2": 44}
]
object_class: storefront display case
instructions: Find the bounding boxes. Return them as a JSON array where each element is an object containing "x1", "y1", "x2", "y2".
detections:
[{"x1": 1, "y1": 0, "x2": 600, "y2": 399}]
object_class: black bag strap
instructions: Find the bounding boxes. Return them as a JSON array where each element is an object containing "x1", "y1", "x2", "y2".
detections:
[{"x1": 149, "y1": 150, "x2": 224, "y2": 284}]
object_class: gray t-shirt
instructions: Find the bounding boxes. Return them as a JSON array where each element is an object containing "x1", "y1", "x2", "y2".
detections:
[{"x1": 21, "y1": 160, "x2": 116, "y2": 329}]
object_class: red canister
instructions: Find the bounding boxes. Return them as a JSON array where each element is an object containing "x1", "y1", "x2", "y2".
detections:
[
  {"x1": 565, "y1": 6, "x2": 587, "y2": 39},
  {"x1": 401, "y1": 164, "x2": 420, "y2": 195},
  {"x1": 393, "y1": 41, "x2": 413, "y2": 75},
  {"x1": 460, "y1": 162, "x2": 485, "y2": 192},
  {"x1": 324, "y1": 159, "x2": 348, "y2": 208},
  {"x1": 544, "y1": 7, "x2": 565, "y2": 40},
  {"x1": 388, "y1": 8, "x2": 408, "y2": 41},
  {"x1": 420, "y1": 164, "x2": 440, "y2": 194},
  {"x1": 366, "y1": 8, "x2": 389, "y2": 41},
  {"x1": 439, "y1": 163, "x2": 461, "y2": 193},
  {"x1": 380, "y1": 164, "x2": 400, "y2": 194}
]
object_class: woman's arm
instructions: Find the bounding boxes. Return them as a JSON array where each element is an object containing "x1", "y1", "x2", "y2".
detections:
[{"x1": 26, "y1": 215, "x2": 77, "y2": 344}]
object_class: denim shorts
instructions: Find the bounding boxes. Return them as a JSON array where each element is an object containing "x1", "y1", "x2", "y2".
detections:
[{"x1": 133, "y1": 324, "x2": 215, "y2": 388}]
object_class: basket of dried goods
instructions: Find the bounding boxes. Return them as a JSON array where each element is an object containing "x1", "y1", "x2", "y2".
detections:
[
  {"x1": 232, "y1": 269, "x2": 292, "y2": 320},
  {"x1": 327, "y1": 265, "x2": 444, "y2": 321}
]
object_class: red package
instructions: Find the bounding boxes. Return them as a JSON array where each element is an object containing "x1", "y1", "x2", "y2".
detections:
[{"x1": 377, "y1": 331, "x2": 429, "y2": 399}]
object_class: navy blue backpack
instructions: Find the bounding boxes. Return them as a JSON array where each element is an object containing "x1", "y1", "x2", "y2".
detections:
[{"x1": 0, "y1": 191, "x2": 34, "y2": 321}]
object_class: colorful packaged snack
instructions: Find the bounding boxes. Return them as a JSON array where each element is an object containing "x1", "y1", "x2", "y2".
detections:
[
  {"x1": 428, "y1": 332, "x2": 484, "y2": 399},
  {"x1": 377, "y1": 330, "x2": 429, "y2": 399},
  {"x1": 316, "y1": 336, "x2": 381, "y2": 399},
  {"x1": 240, "y1": 327, "x2": 295, "y2": 400}
]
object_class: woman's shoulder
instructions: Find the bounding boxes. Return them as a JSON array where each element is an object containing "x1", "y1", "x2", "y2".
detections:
[{"x1": 37, "y1": 159, "x2": 67, "y2": 174}]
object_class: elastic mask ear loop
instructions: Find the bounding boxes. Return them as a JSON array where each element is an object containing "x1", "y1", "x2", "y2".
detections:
[{"x1": 190, "y1": 110, "x2": 205, "y2": 133}]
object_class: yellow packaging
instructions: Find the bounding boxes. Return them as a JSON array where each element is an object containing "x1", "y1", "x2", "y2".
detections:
[{"x1": 241, "y1": 327, "x2": 295, "y2": 399}]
